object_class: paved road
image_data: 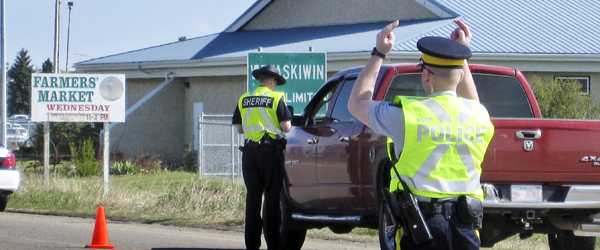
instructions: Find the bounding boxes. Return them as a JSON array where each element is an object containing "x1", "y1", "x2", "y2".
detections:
[{"x1": 0, "y1": 212, "x2": 379, "y2": 250}]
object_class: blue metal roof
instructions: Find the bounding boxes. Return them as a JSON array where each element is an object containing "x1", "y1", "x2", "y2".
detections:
[
  {"x1": 77, "y1": 0, "x2": 600, "y2": 66},
  {"x1": 78, "y1": 20, "x2": 448, "y2": 65},
  {"x1": 396, "y1": 0, "x2": 600, "y2": 54}
]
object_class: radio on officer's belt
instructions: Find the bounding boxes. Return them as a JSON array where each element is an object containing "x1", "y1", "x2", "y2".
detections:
[{"x1": 397, "y1": 180, "x2": 433, "y2": 244}]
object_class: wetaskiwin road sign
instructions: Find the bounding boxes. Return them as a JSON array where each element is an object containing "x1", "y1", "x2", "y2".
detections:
[{"x1": 248, "y1": 52, "x2": 326, "y2": 114}]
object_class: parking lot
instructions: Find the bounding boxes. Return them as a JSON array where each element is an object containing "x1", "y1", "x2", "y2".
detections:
[{"x1": 5, "y1": 115, "x2": 35, "y2": 148}]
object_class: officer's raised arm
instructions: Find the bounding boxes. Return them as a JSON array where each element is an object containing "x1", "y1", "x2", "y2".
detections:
[
  {"x1": 451, "y1": 20, "x2": 479, "y2": 102},
  {"x1": 348, "y1": 20, "x2": 399, "y2": 127}
]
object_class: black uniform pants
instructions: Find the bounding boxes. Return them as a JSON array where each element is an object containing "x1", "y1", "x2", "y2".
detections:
[
  {"x1": 242, "y1": 144, "x2": 284, "y2": 250},
  {"x1": 399, "y1": 201, "x2": 480, "y2": 250}
]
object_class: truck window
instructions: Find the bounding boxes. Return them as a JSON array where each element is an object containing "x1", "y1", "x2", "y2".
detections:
[
  {"x1": 473, "y1": 74, "x2": 533, "y2": 118},
  {"x1": 328, "y1": 79, "x2": 355, "y2": 123},
  {"x1": 308, "y1": 81, "x2": 340, "y2": 125},
  {"x1": 384, "y1": 73, "x2": 534, "y2": 118},
  {"x1": 384, "y1": 74, "x2": 426, "y2": 102}
]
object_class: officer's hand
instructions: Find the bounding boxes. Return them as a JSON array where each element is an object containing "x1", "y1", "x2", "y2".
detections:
[
  {"x1": 451, "y1": 20, "x2": 472, "y2": 46},
  {"x1": 376, "y1": 20, "x2": 399, "y2": 55}
]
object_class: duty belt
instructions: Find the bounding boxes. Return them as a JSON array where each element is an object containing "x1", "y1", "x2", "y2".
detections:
[
  {"x1": 244, "y1": 137, "x2": 274, "y2": 148},
  {"x1": 419, "y1": 201, "x2": 457, "y2": 217}
]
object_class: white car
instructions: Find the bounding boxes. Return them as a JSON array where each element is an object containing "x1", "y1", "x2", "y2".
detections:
[
  {"x1": 6, "y1": 128, "x2": 27, "y2": 146},
  {"x1": 0, "y1": 146, "x2": 19, "y2": 211},
  {"x1": 8, "y1": 114, "x2": 29, "y2": 123}
]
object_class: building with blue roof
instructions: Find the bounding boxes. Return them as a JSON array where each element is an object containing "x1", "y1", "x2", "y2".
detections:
[{"x1": 75, "y1": 0, "x2": 600, "y2": 157}]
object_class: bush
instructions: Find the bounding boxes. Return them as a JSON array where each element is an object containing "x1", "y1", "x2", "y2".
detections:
[
  {"x1": 70, "y1": 138, "x2": 100, "y2": 176},
  {"x1": 31, "y1": 122, "x2": 102, "y2": 165},
  {"x1": 132, "y1": 153, "x2": 161, "y2": 174},
  {"x1": 110, "y1": 161, "x2": 139, "y2": 175},
  {"x1": 529, "y1": 75, "x2": 600, "y2": 119},
  {"x1": 159, "y1": 144, "x2": 198, "y2": 173},
  {"x1": 183, "y1": 143, "x2": 198, "y2": 173}
]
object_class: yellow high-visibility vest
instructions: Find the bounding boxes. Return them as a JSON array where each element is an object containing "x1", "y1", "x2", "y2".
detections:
[
  {"x1": 389, "y1": 95, "x2": 494, "y2": 200},
  {"x1": 238, "y1": 86, "x2": 285, "y2": 141}
]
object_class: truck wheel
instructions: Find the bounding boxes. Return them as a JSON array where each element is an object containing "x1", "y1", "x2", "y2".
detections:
[
  {"x1": 0, "y1": 194, "x2": 7, "y2": 212},
  {"x1": 379, "y1": 198, "x2": 397, "y2": 250},
  {"x1": 548, "y1": 231, "x2": 597, "y2": 250},
  {"x1": 280, "y1": 191, "x2": 307, "y2": 250}
]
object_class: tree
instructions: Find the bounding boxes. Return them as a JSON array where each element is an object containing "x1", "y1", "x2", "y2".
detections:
[
  {"x1": 41, "y1": 58, "x2": 54, "y2": 73},
  {"x1": 178, "y1": 36, "x2": 187, "y2": 41},
  {"x1": 30, "y1": 122, "x2": 101, "y2": 165},
  {"x1": 529, "y1": 75, "x2": 600, "y2": 119},
  {"x1": 7, "y1": 49, "x2": 33, "y2": 115}
]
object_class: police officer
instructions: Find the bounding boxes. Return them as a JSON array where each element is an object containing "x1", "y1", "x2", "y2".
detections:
[
  {"x1": 232, "y1": 65, "x2": 292, "y2": 250},
  {"x1": 348, "y1": 20, "x2": 494, "y2": 250}
]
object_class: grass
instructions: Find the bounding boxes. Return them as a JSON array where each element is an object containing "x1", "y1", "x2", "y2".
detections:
[
  {"x1": 7, "y1": 170, "x2": 600, "y2": 249},
  {"x1": 10, "y1": 171, "x2": 246, "y2": 227}
]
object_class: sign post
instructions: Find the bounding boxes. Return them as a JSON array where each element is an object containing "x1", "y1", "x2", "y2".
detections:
[
  {"x1": 247, "y1": 52, "x2": 327, "y2": 114},
  {"x1": 31, "y1": 73, "x2": 126, "y2": 193}
]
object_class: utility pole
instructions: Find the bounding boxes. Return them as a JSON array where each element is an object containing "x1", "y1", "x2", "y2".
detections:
[
  {"x1": 1, "y1": 0, "x2": 6, "y2": 147},
  {"x1": 47, "y1": 0, "x2": 62, "y2": 182},
  {"x1": 65, "y1": 2, "x2": 73, "y2": 72},
  {"x1": 53, "y1": 0, "x2": 61, "y2": 73}
]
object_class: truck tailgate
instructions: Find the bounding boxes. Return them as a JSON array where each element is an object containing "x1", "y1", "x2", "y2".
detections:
[{"x1": 482, "y1": 118, "x2": 600, "y2": 184}]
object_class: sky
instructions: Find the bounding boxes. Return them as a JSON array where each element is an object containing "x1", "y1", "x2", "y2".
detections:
[{"x1": 4, "y1": 0, "x2": 257, "y2": 72}]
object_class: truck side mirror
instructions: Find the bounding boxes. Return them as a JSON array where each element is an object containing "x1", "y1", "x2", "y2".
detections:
[{"x1": 287, "y1": 105, "x2": 306, "y2": 127}]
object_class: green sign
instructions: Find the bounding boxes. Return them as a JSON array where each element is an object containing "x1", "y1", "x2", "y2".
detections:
[{"x1": 248, "y1": 52, "x2": 327, "y2": 114}]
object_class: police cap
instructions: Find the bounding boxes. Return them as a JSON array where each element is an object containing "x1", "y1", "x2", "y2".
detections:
[
  {"x1": 252, "y1": 65, "x2": 286, "y2": 86},
  {"x1": 417, "y1": 36, "x2": 472, "y2": 69}
]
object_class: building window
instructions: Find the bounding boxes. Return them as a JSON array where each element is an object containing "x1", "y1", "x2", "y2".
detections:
[{"x1": 555, "y1": 76, "x2": 590, "y2": 94}]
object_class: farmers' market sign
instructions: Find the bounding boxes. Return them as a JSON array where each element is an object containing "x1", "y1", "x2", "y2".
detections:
[{"x1": 31, "y1": 73, "x2": 126, "y2": 122}]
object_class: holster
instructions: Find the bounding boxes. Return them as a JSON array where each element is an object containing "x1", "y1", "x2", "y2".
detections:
[
  {"x1": 381, "y1": 188, "x2": 402, "y2": 229},
  {"x1": 457, "y1": 195, "x2": 484, "y2": 229},
  {"x1": 275, "y1": 135, "x2": 287, "y2": 151},
  {"x1": 388, "y1": 164, "x2": 433, "y2": 245}
]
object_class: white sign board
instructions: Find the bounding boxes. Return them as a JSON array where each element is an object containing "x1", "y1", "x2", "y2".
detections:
[{"x1": 31, "y1": 73, "x2": 126, "y2": 122}]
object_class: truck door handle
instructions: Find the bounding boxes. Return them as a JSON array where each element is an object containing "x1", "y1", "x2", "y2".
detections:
[
  {"x1": 308, "y1": 138, "x2": 319, "y2": 144},
  {"x1": 516, "y1": 130, "x2": 541, "y2": 139},
  {"x1": 339, "y1": 136, "x2": 350, "y2": 142}
]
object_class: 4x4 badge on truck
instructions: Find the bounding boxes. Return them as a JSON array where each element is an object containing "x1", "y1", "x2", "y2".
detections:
[
  {"x1": 581, "y1": 156, "x2": 600, "y2": 166},
  {"x1": 523, "y1": 140, "x2": 534, "y2": 151}
]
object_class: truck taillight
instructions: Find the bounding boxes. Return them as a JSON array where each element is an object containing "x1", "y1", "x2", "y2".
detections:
[{"x1": 1, "y1": 152, "x2": 16, "y2": 169}]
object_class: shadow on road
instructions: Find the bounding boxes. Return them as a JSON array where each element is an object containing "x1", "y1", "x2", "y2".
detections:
[{"x1": 152, "y1": 249, "x2": 245, "y2": 250}]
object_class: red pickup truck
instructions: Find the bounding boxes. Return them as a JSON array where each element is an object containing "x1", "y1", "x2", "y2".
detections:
[{"x1": 280, "y1": 63, "x2": 600, "y2": 250}]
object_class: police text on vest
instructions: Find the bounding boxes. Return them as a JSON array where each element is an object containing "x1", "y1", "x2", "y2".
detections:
[{"x1": 417, "y1": 125, "x2": 486, "y2": 143}]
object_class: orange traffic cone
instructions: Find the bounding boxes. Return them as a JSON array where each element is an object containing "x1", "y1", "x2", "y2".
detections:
[{"x1": 86, "y1": 206, "x2": 115, "y2": 249}]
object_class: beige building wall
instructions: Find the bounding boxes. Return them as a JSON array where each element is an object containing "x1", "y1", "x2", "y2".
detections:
[
  {"x1": 110, "y1": 78, "x2": 186, "y2": 158},
  {"x1": 242, "y1": 0, "x2": 436, "y2": 30},
  {"x1": 184, "y1": 75, "x2": 247, "y2": 147}
]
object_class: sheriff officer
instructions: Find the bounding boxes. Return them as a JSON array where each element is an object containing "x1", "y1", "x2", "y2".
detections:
[
  {"x1": 348, "y1": 20, "x2": 494, "y2": 250},
  {"x1": 232, "y1": 65, "x2": 292, "y2": 250}
]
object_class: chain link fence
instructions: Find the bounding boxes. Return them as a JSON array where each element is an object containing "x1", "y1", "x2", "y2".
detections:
[{"x1": 197, "y1": 113, "x2": 244, "y2": 181}]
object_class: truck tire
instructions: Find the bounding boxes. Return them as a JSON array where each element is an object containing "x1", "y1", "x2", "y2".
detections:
[
  {"x1": 280, "y1": 191, "x2": 307, "y2": 250},
  {"x1": 379, "y1": 198, "x2": 397, "y2": 250},
  {"x1": 548, "y1": 231, "x2": 597, "y2": 250},
  {"x1": 0, "y1": 194, "x2": 7, "y2": 212}
]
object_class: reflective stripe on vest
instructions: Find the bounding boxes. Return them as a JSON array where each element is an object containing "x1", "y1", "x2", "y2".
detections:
[
  {"x1": 238, "y1": 87, "x2": 284, "y2": 140},
  {"x1": 389, "y1": 95, "x2": 494, "y2": 199}
]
